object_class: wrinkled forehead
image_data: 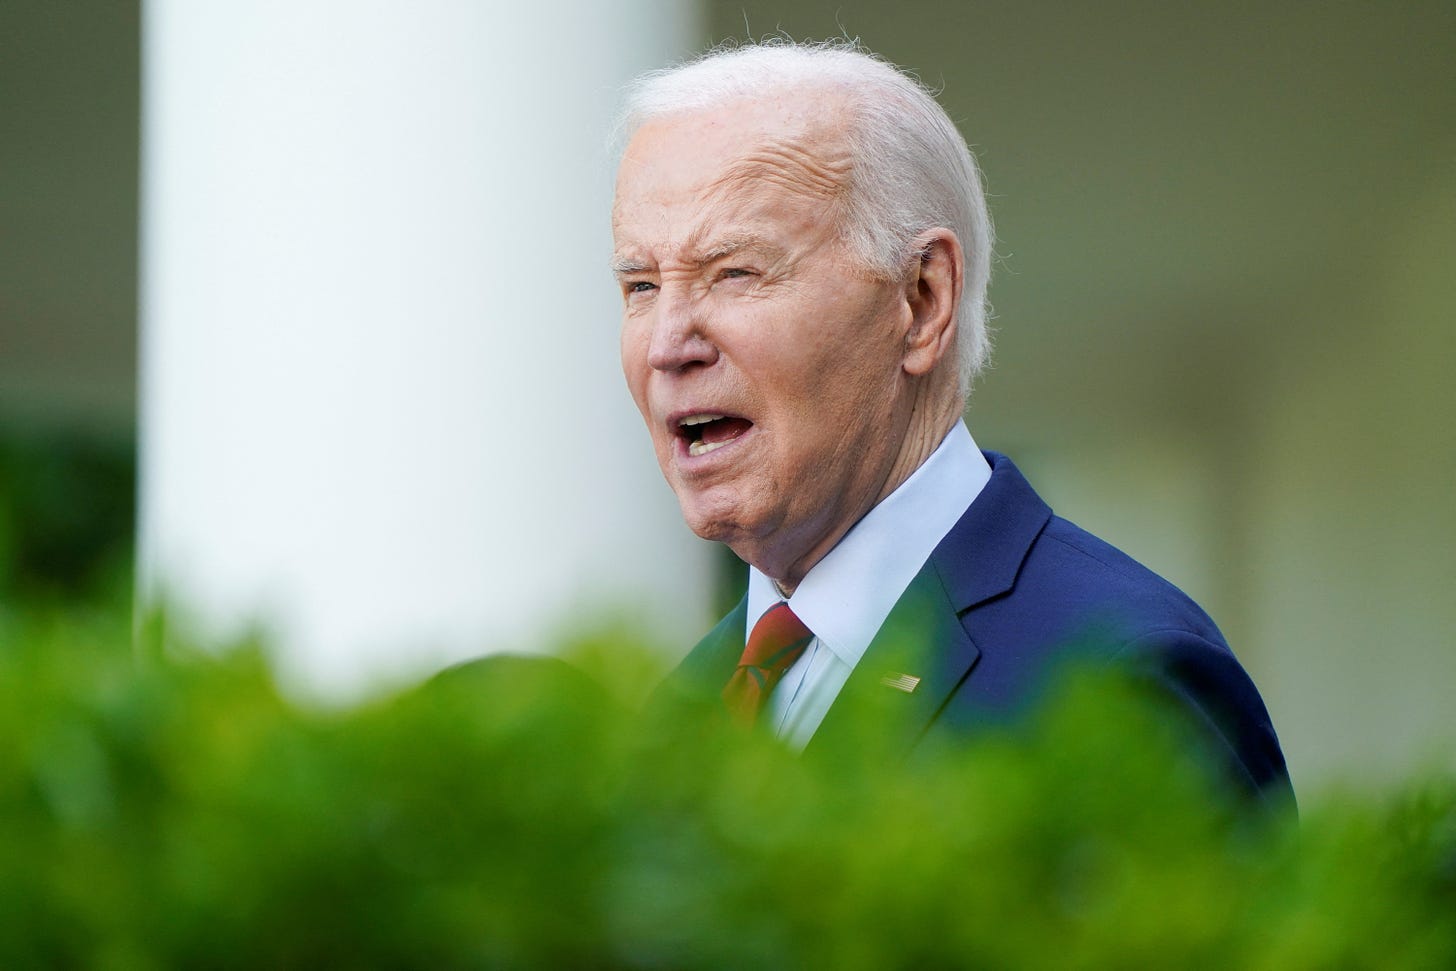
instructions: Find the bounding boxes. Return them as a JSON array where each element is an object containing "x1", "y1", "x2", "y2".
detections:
[{"x1": 613, "y1": 92, "x2": 854, "y2": 221}]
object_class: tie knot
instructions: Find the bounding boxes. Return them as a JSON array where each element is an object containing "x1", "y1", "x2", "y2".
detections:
[
  {"x1": 742, "y1": 602, "x2": 813, "y2": 669},
  {"x1": 723, "y1": 602, "x2": 814, "y2": 725}
]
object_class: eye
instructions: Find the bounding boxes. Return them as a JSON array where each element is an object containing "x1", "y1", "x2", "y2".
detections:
[
  {"x1": 718, "y1": 267, "x2": 754, "y2": 281},
  {"x1": 627, "y1": 280, "x2": 657, "y2": 294}
]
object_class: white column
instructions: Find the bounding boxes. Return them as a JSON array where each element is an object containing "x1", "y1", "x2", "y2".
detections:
[{"x1": 139, "y1": 2, "x2": 709, "y2": 697}]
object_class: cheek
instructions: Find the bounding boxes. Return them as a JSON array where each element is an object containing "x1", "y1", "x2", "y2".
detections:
[
  {"x1": 790, "y1": 337, "x2": 903, "y2": 437},
  {"x1": 620, "y1": 325, "x2": 650, "y2": 401},
  {"x1": 618, "y1": 316, "x2": 641, "y2": 369}
]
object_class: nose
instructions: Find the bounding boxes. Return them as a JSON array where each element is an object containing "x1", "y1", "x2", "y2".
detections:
[{"x1": 646, "y1": 286, "x2": 719, "y2": 372}]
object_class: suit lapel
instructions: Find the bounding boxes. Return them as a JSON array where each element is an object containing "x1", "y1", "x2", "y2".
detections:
[
  {"x1": 808, "y1": 451, "x2": 1053, "y2": 751},
  {"x1": 931, "y1": 451, "x2": 1053, "y2": 613},
  {"x1": 671, "y1": 594, "x2": 748, "y2": 697},
  {"x1": 808, "y1": 561, "x2": 980, "y2": 751}
]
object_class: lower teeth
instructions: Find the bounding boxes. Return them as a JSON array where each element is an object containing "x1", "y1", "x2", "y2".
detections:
[{"x1": 688, "y1": 439, "x2": 727, "y2": 457}]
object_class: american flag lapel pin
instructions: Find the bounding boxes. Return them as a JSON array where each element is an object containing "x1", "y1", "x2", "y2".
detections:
[{"x1": 879, "y1": 672, "x2": 922, "y2": 693}]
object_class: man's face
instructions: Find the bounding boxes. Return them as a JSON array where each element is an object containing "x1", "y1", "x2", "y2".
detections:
[{"x1": 613, "y1": 98, "x2": 918, "y2": 585}]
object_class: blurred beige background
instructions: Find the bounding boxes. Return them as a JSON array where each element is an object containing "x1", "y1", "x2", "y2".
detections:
[{"x1": 2, "y1": 1, "x2": 1452, "y2": 791}]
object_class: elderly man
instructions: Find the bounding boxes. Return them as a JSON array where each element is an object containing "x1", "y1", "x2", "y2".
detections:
[{"x1": 613, "y1": 41, "x2": 1291, "y2": 806}]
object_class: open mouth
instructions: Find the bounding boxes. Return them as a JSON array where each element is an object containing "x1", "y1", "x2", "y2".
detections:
[{"x1": 676, "y1": 413, "x2": 753, "y2": 457}]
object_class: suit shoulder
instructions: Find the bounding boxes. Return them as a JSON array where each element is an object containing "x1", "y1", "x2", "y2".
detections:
[{"x1": 1029, "y1": 514, "x2": 1229, "y2": 649}]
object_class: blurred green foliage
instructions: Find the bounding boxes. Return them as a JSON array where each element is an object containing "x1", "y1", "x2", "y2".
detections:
[
  {"x1": 0, "y1": 428, "x2": 135, "y2": 604},
  {"x1": 2, "y1": 598, "x2": 1453, "y2": 969}
]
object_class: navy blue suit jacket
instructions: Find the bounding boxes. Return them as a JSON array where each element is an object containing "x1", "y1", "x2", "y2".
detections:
[{"x1": 665, "y1": 451, "x2": 1293, "y2": 808}]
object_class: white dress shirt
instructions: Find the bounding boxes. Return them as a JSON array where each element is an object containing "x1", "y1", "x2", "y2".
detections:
[{"x1": 745, "y1": 420, "x2": 992, "y2": 749}]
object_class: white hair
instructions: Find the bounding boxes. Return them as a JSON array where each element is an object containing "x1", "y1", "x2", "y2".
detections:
[{"x1": 618, "y1": 39, "x2": 995, "y2": 396}]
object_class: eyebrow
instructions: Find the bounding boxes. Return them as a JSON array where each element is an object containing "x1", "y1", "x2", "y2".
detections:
[
  {"x1": 693, "y1": 232, "x2": 779, "y2": 265},
  {"x1": 610, "y1": 232, "x2": 783, "y2": 278},
  {"x1": 610, "y1": 256, "x2": 651, "y2": 276}
]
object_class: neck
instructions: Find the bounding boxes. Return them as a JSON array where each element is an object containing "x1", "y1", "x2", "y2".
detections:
[{"x1": 769, "y1": 378, "x2": 965, "y2": 596}]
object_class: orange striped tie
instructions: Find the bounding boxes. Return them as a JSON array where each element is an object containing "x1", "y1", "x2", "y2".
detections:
[{"x1": 723, "y1": 602, "x2": 814, "y2": 726}]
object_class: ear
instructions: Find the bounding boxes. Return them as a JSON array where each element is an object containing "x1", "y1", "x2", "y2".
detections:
[{"x1": 901, "y1": 228, "x2": 963, "y2": 378}]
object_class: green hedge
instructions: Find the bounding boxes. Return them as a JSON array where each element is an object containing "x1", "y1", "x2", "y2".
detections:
[
  {"x1": 2, "y1": 601, "x2": 1453, "y2": 969},
  {"x1": 0, "y1": 429, "x2": 134, "y2": 604}
]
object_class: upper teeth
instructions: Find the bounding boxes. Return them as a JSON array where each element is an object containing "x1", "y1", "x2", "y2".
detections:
[{"x1": 680, "y1": 414, "x2": 723, "y2": 426}]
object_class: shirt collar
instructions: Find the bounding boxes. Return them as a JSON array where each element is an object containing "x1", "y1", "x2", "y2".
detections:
[{"x1": 746, "y1": 419, "x2": 992, "y2": 667}]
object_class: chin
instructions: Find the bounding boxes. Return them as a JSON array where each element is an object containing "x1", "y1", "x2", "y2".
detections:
[
  {"x1": 674, "y1": 490, "x2": 748, "y2": 546},
  {"x1": 680, "y1": 508, "x2": 736, "y2": 545}
]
